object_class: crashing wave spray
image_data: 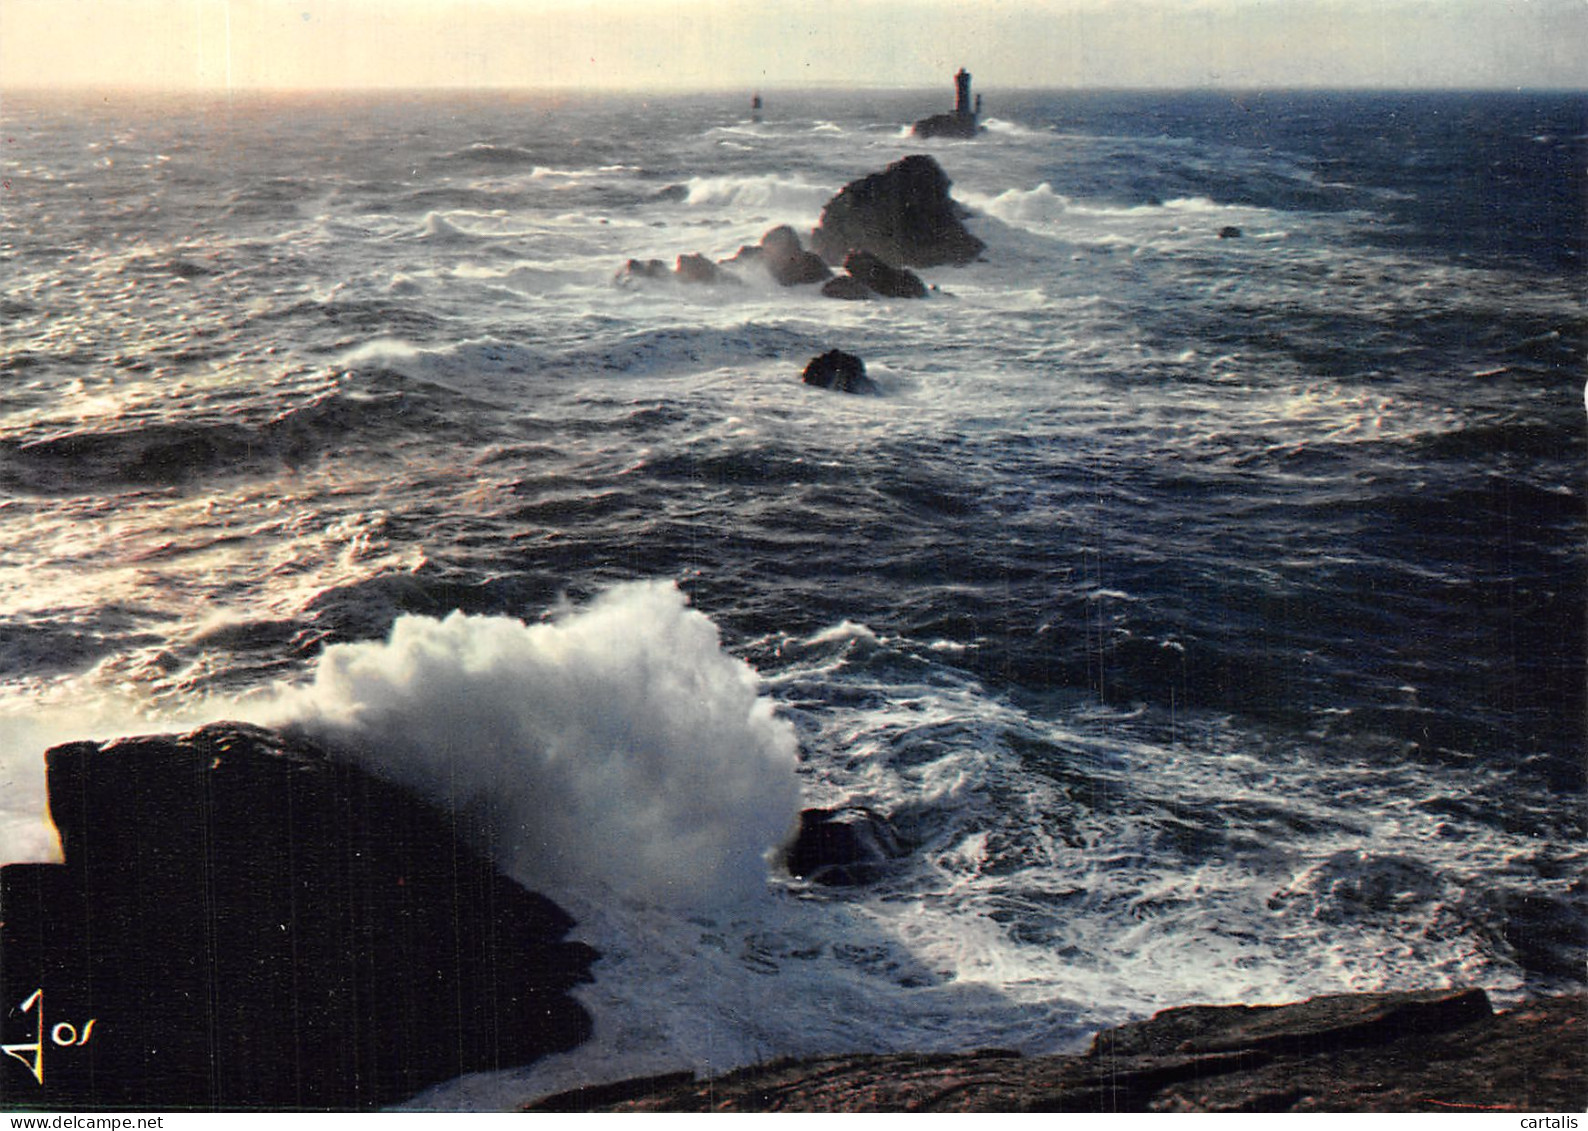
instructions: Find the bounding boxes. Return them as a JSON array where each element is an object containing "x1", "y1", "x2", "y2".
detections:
[{"x1": 261, "y1": 580, "x2": 802, "y2": 908}]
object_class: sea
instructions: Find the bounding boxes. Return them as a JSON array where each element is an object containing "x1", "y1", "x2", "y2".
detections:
[{"x1": 1, "y1": 86, "x2": 1583, "y2": 1109}]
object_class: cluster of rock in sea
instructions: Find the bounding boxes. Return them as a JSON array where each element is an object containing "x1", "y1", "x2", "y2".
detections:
[
  {"x1": 618, "y1": 152, "x2": 986, "y2": 396},
  {"x1": 616, "y1": 153, "x2": 985, "y2": 302}
]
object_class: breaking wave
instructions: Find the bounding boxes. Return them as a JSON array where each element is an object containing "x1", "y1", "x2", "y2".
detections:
[{"x1": 259, "y1": 580, "x2": 802, "y2": 908}]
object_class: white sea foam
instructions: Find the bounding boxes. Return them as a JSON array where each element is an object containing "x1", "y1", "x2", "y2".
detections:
[
  {"x1": 972, "y1": 181, "x2": 1074, "y2": 226},
  {"x1": 979, "y1": 117, "x2": 1044, "y2": 137},
  {"x1": 336, "y1": 337, "x2": 421, "y2": 366},
  {"x1": 419, "y1": 211, "x2": 474, "y2": 243},
  {"x1": 681, "y1": 174, "x2": 834, "y2": 220},
  {"x1": 970, "y1": 185, "x2": 1263, "y2": 238},
  {"x1": 406, "y1": 607, "x2": 1556, "y2": 1110},
  {"x1": 417, "y1": 210, "x2": 538, "y2": 243},
  {"x1": 528, "y1": 165, "x2": 602, "y2": 180},
  {"x1": 0, "y1": 716, "x2": 59, "y2": 864},
  {"x1": 255, "y1": 580, "x2": 802, "y2": 908}
]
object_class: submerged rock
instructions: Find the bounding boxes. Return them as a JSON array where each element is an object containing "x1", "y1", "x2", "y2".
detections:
[
  {"x1": 800, "y1": 351, "x2": 879, "y2": 396},
  {"x1": 0, "y1": 722, "x2": 595, "y2": 1111},
  {"x1": 527, "y1": 989, "x2": 1587, "y2": 1112},
  {"x1": 810, "y1": 154, "x2": 985, "y2": 268},
  {"x1": 615, "y1": 254, "x2": 741, "y2": 287},
  {"x1": 784, "y1": 805, "x2": 905, "y2": 881},
  {"x1": 615, "y1": 257, "x2": 671, "y2": 284},
  {"x1": 675, "y1": 253, "x2": 739, "y2": 285}
]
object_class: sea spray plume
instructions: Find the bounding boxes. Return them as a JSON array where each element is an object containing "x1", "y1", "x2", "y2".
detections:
[{"x1": 264, "y1": 580, "x2": 801, "y2": 908}]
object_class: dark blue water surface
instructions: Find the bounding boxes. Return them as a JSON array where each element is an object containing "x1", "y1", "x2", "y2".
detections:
[{"x1": 1001, "y1": 89, "x2": 1587, "y2": 274}]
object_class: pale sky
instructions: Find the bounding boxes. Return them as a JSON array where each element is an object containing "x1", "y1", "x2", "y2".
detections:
[{"x1": 1, "y1": 0, "x2": 1584, "y2": 92}]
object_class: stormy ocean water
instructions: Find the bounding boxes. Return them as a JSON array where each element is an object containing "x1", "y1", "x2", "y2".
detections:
[{"x1": 1, "y1": 86, "x2": 1583, "y2": 1108}]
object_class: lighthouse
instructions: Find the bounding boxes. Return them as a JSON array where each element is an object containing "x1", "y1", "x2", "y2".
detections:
[
  {"x1": 912, "y1": 67, "x2": 983, "y2": 139},
  {"x1": 954, "y1": 68, "x2": 972, "y2": 116}
]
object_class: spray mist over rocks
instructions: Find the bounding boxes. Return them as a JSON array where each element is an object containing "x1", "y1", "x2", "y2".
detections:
[{"x1": 263, "y1": 580, "x2": 802, "y2": 908}]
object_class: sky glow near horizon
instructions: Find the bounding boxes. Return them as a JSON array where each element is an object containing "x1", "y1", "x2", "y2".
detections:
[{"x1": 0, "y1": 0, "x2": 1584, "y2": 93}]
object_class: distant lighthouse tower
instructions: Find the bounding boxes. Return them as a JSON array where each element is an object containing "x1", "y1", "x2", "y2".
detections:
[
  {"x1": 954, "y1": 68, "x2": 972, "y2": 116},
  {"x1": 911, "y1": 66, "x2": 983, "y2": 139}
]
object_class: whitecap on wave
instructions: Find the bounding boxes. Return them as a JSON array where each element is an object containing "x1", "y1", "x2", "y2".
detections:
[{"x1": 679, "y1": 174, "x2": 835, "y2": 220}]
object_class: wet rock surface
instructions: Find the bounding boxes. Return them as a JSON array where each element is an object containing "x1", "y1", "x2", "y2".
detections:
[
  {"x1": 755, "y1": 225, "x2": 833, "y2": 286},
  {"x1": 819, "y1": 275, "x2": 874, "y2": 301},
  {"x1": 785, "y1": 805, "x2": 907, "y2": 882},
  {"x1": 525, "y1": 989, "x2": 1585, "y2": 1112},
  {"x1": 809, "y1": 154, "x2": 985, "y2": 268},
  {"x1": 800, "y1": 350, "x2": 878, "y2": 395},
  {"x1": 842, "y1": 250, "x2": 928, "y2": 299},
  {"x1": 912, "y1": 111, "x2": 980, "y2": 140},
  {"x1": 674, "y1": 252, "x2": 739, "y2": 286}
]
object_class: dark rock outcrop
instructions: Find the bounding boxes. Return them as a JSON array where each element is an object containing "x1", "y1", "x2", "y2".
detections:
[
  {"x1": 0, "y1": 722, "x2": 595, "y2": 1111},
  {"x1": 784, "y1": 806, "x2": 905, "y2": 882},
  {"x1": 674, "y1": 253, "x2": 739, "y2": 285},
  {"x1": 1218, "y1": 226, "x2": 1243, "y2": 239},
  {"x1": 757, "y1": 226, "x2": 833, "y2": 286},
  {"x1": 843, "y1": 250, "x2": 928, "y2": 299},
  {"x1": 912, "y1": 112, "x2": 980, "y2": 140},
  {"x1": 800, "y1": 351, "x2": 878, "y2": 396},
  {"x1": 526, "y1": 989, "x2": 1587, "y2": 1112},
  {"x1": 809, "y1": 155, "x2": 985, "y2": 269},
  {"x1": 622, "y1": 156, "x2": 983, "y2": 297},
  {"x1": 820, "y1": 275, "x2": 874, "y2": 301}
]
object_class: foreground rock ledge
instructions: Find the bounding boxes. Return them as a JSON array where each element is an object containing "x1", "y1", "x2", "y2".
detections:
[
  {"x1": 525, "y1": 989, "x2": 1585, "y2": 1113},
  {"x1": 0, "y1": 722, "x2": 595, "y2": 1111}
]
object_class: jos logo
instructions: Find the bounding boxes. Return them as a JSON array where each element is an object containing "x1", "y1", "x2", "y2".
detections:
[{"x1": 3, "y1": 990, "x2": 97, "y2": 1085}]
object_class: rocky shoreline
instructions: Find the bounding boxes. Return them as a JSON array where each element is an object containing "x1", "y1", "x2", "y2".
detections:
[
  {"x1": 525, "y1": 988, "x2": 1585, "y2": 1113},
  {"x1": 3, "y1": 722, "x2": 1581, "y2": 1113}
]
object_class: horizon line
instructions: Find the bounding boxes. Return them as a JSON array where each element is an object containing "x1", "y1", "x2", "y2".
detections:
[{"x1": 5, "y1": 81, "x2": 1586, "y2": 97}]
